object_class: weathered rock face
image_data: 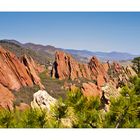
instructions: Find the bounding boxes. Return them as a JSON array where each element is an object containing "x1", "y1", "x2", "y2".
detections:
[
  {"x1": 81, "y1": 82, "x2": 101, "y2": 97},
  {"x1": 0, "y1": 46, "x2": 34, "y2": 90},
  {"x1": 0, "y1": 83, "x2": 15, "y2": 110},
  {"x1": 125, "y1": 66, "x2": 137, "y2": 78},
  {"x1": 103, "y1": 61, "x2": 110, "y2": 72},
  {"x1": 79, "y1": 64, "x2": 92, "y2": 80},
  {"x1": 21, "y1": 55, "x2": 45, "y2": 90},
  {"x1": 101, "y1": 82, "x2": 120, "y2": 112},
  {"x1": 21, "y1": 55, "x2": 45, "y2": 74},
  {"x1": 0, "y1": 46, "x2": 45, "y2": 110},
  {"x1": 107, "y1": 62, "x2": 135, "y2": 87},
  {"x1": 0, "y1": 46, "x2": 44, "y2": 91},
  {"x1": 101, "y1": 82, "x2": 120, "y2": 99},
  {"x1": 31, "y1": 90, "x2": 56, "y2": 110},
  {"x1": 52, "y1": 51, "x2": 83, "y2": 80},
  {"x1": 52, "y1": 51, "x2": 107, "y2": 86},
  {"x1": 89, "y1": 56, "x2": 106, "y2": 77},
  {"x1": 89, "y1": 57, "x2": 108, "y2": 87}
]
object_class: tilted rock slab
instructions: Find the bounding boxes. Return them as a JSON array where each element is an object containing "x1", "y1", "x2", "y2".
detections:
[
  {"x1": 0, "y1": 46, "x2": 44, "y2": 90},
  {"x1": 0, "y1": 46, "x2": 34, "y2": 90},
  {"x1": 21, "y1": 55, "x2": 45, "y2": 89}
]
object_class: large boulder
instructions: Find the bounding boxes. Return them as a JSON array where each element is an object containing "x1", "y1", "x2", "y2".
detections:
[{"x1": 31, "y1": 90, "x2": 56, "y2": 110}]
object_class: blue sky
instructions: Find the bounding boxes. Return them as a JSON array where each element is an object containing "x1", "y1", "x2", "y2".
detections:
[{"x1": 0, "y1": 12, "x2": 140, "y2": 54}]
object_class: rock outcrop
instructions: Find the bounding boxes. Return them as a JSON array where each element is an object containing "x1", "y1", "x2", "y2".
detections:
[
  {"x1": 0, "y1": 46, "x2": 34, "y2": 90},
  {"x1": 89, "y1": 56, "x2": 107, "y2": 77},
  {"x1": 0, "y1": 46, "x2": 45, "y2": 110},
  {"x1": 52, "y1": 51, "x2": 107, "y2": 85},
  {"x1": 101, "y1": 82, "x2": 120, "y2": 99},
  {"x1": 0, "y1": 83, "x2": 15, "y2": 110},
  {"x1": 81, "y1": 82, "x2": 101, "y2": 97},
  {"x1": 0, "y1": 47, "x2": 137, "y2": 111},
  {"x1": 0, "y1": 46, "x2": 44, "y2": 91},
  {"x1": 52, "y1": 51, "x2": 137, "y2": 99},
  {"x1": 21, "y1": 55, "x2": 45, "y2": 89},
  {"x1": 107, "y1": 62, "x2": 136, "y2": 88},
  {"x1": 125, "y1": 65, "x2": 137, "y2": 78},
  {"x1": 52, "y1": 51, "x2": 83, "y2": 80},
  {"x1": 31, "y1": 90, "x2": 56, "y2": 110},
  {"x1": 21, "y1": 55, "x2": 45, "y2": 74}
]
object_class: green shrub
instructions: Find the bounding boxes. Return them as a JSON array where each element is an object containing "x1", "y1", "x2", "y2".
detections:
[
  {"x1": 103, "y1": 76, "x2": 140, "y2": 128},
  {"x1": 0, "y1": 76, "x2": 140, "y2": 128}
]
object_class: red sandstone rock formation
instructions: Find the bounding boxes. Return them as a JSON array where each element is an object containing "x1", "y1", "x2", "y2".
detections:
[
  {"x1": 21, "y1": 55, "x2": 45, "y2": 74},
  {"x1": 52, "y1": 51, "x2": 107, "y2": 84},
  {"x1": 81, "y1": 82, "x2": 101, "y2": 97},
  {"x1": 113, "y1": 62, "x2": 122, "y2": 73},
  {"x1": 80, "y1": 64, "x2": 92, "y2": 80},
  {"x1": 21, "y1": 55, "x2": 45, "y2": 89},
  {"x1": 89, "y1": 57, "x2": 106, "y2": 76},
  {"x1": 0, "y1": 46, "x2": 34, "y2": 90},
  {"x1": 52, "y1": 51, "x2": 83, "y2": 80},
  {"x1": 103, "y1": 61, "x2": 110, "y2": 72},
  {"x1": 0, "y1": 46, "x2": 44, "y2": 91},
  {"x1": 89, "y1": 57, "x2": 107, "y2": 86},
  {"x1": 0, "y1": 46, "x2": 45, "y2": 110},
  {"x1": 0, "y1": 83, "x2": 15, "y2": 110},
  {"x1": 97, "y1": 75, "x2": 106, "y2": 87},
  {"x1": 52, "y1": 51, "x2": 137, "y2": 98}
]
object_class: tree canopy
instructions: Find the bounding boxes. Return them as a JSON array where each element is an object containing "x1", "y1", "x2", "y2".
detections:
[{"x1": 132, "y1": 57, "x2": 140, "y2": 75}]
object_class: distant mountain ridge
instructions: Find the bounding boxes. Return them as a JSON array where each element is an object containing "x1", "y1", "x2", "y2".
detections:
[
  {"x1": 0, "y1": 39, "x2": 139, "y2": 62},
  {"x1": 0, "y1": 40, "x2": 53, "y2": 66},
  {"x1": 64, "y1": 49, "x2": 139, "y2": 61}
]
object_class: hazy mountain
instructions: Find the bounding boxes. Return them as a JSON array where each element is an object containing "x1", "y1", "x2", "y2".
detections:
[
  {"x1": 64, "y1": 49, "x2": 139, "y2": 61},
  {"x1": 0, "y1": 39, "x2": 139, "y2": 63}
]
